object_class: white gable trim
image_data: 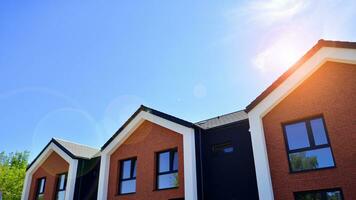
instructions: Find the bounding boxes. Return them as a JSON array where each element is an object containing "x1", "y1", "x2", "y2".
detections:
[
  {"x1": 97, "y1": 110, "x2": 198, "y2": 200},
  {"x1": 248, "y1": 46, "x2": 356, "y2": 200},
  {"x1": 21, "y1": 142, "x2": 78, "y2": 200}
]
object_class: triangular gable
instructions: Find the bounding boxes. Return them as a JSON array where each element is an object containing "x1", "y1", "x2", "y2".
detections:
[
  {"x1": 101, "y1": 105, "x2": 194, "y2": 153},
  {"x1": 97, "y1": 105, "x2": 198, "y2": 200},
  {"x1": 26, "y1": 139, "x2": 76, "y2": 171},
  {"x1": 246, "y1": 39, "x2": 356, "y2": 200},
  {"x1": 246, "y1": 39, "x2": 356, "y2": 113},
  {"x1": 22, "y1": 139, "x2": 79, "y2": 200}
]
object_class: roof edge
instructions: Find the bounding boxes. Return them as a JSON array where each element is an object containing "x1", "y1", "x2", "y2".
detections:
[
  {"x1": 26, "y1": 138, "x2": 76, "y2": 171},
  {"x1": 100, "y1": 105, "x2": 195, "y2": 151},
  {"x1": 246, "y1": 39, "x2": 356, "y2": 112}
]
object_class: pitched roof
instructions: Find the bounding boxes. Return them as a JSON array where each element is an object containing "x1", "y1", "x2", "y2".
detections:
[
  {"x1": 101, "y1": 105, "x2": 195, "y2": 150},
  {"x1": 53, "y1": 138, "x2": 100, "y2": 159},
  {"x1": 27, "y1": 138, "x2": 99, "y2": 170},
  {"x1": 195, "y1": 110, "x2": 248, "y2": 129},
  {"x1": 246, "y1": 39, "x2": 356, "y2": 112}
]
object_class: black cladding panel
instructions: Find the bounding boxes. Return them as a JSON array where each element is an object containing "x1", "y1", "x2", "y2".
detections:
[{"x1": 198, "y1": 120, "x2": 259, "y2": 200}]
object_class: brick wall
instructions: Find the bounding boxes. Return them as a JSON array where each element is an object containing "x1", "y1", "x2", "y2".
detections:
[
  {"x1": 262, "y1": 62, "x2": 356, "y2": 199},
  {"x1": 108, "y1": 120, "x2": 185, "y2": 200},
  {"x1": 28, "y1": 151, "x2": 69, "y2": 200}
]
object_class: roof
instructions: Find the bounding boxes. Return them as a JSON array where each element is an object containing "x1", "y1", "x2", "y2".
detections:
[
  {"x1": 27, "y1": 138, "x2": 99, "y2": 170},
  {"x1": 195, "y1": 110, "x2": 248, "y2": 129},
  {"x1": 246, "y1": 39, "x2": 356, "y2": 112},
  {"x1": 53, "y1": 138, "x2": 100, "y2": 159},
  {"x1": 101, "y1": 105, "x2": 195, "y2": 150}
]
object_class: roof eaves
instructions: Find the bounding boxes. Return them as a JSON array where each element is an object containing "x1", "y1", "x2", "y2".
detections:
[
  {"x1": 101, "y1": 105, "x2": 195, "y2": 151},
  {"x1": 26, "y1": 138, "x2": 76, "y2": 171},
  {"x1": 245, "y1": 39, "x2": 356, "y2": 112}
]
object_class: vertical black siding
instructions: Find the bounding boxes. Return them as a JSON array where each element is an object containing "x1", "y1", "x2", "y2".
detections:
[
  {"x1": 196, "y1": 120, "x2": 259, "y2": 200},
  {"x1": 74, "y1": 157, "x2": 101, "y2": 200}
]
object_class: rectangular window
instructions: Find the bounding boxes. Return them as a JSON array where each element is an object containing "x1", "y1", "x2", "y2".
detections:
[
  {"x1": 55, "y1": 173, "x2": 67, "y2": 200},
  {"x1": 213, "y1": 142, "x2": 234, "y2": 154},
  {"x1": 283, "y1": 116, "x2": 335, "y2": 172},
  {"x1": 36, "y1": 177, "x2": 46, "y2": 200},
  {"x1": 118, "y1": 158, "x2": 137, "y2": 194},
  {"x1": 156, "y1": 149, "x2": 178, "y2": 190},
  {"x1": 294, "y1": 188, "x2": 343, "y2": 200}
]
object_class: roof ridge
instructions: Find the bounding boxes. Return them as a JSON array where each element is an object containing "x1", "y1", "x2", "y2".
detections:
[
  {"x1": 195, "y1": 109, "x2": 246, "y2": 124},
  {"x1": 53, "y1": 137, "x2": 99, "y2": 150}
]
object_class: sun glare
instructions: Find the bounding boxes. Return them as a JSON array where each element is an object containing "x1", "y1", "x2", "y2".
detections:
[{"x1": 253, "y1": 34, "x2": 306, "y2": 73}]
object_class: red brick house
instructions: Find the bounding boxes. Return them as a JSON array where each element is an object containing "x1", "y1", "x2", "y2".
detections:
[
  {"x1": 246, "y1": 40, "x2": 356, "y2": 200},
  {"x1": 22, "y1": 40, "x2": 356, "y2": 200}
]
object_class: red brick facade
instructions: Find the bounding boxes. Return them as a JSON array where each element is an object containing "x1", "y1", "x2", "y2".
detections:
[
  {"x1": 262, "y1": 62, "x2": 356, "y2": 199},
  {"x1": 28, "y1": 151, "x2": 69, "y2": 200},
  {"x1": 108, "y1": 120, "x2": 185, "y2": 200}
]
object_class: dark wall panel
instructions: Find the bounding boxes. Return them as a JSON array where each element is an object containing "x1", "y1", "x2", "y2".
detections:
[{"x1": 198, "y1": 120, "x2": 259, "y2": 200}]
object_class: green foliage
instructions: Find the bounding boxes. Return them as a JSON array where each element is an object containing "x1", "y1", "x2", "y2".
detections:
[
  {"x1": 0, "y1": 151, "x2": 29, "y2": 200},
  {"x1": 290, "y1": 151, "x2": 318, "y2": 171},
  {"x1": 173, "y1": 172, "x2": 179, "y2": 187}
]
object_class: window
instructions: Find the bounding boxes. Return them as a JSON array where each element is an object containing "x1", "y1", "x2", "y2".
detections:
[
  {"x1": 283, "y1": 116, "x2": 335, "y2": 172},
  {"x1": 118, "y1": 158, "x2": 137, "y2": 194},
  {"x1": 213, "y1": 142, "x2": 234, "y2": 154},
  {"x1": 156, "y1": 149, "x2": 178, "y2": 190},
  {"x1": 55, "y1": 173, "x2": 67, "y2": 200},
  {"x1": 35, "y1": 177, "x2": 46, "y2": 200},
  {"x1": 294, "y1": 188, "x2": 343, "y2": 200}
]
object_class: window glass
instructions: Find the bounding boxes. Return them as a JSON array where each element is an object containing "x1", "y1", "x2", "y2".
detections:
[
  {"x1": 122, "y1": 160, "x2": 131, "y2": 179},
  {"x1": 120, "y1": 180, "x2": 136, "y2": 194},
  {"x1": 326, "y1": 191, "x2": 342, "y2": 200},
  {"x1": 285, "y1": 122, "x2": 310, "y2": 150},
  {"x1": 310, "y1": 118, "x2": 328, "y2": 145},
  {"x1": 158, "y1": 152, "x2": 170, "y2": 173},
  {"x1": 56, "y1": 191, "x2": 65, "y2": 200},
  {"x1": 36, "y1": 178, "x2": 45, "y2": 200},
  {"x1": 157, "y1": 149, "x2": 178, "y2": 190},
  {"x1": 119, "y1": 158, "x2": 136, "y2": 194},
  {"x1": 295, "y1": 189, "x2": 343, "y2": 200},
  {"x1": 132, "y1": 160, "x2": 137, "y2": 178},
  {"x1": 213, "y1": 142, "x2": 234, "y2": 154},
  {"x1": 289, "y1": 147, "x2": 335, "y2": 172},
  {"x1": 158, "y1": 172, "x2": 179, "y2": 189},
  {"x1": 55, "y1": 173, "x2": 67, "y2": 200},
  {"x1": 283, "y1": 116, "x2": 335, "y2": 172},
  {"x1": 58, "y1": 174, "x2": 66, "y2": 190},
  {"x1": 172, "y1": 151, "x2": 178, "y2": 171},
  {"x1": 38, "y1": 178, "x2": 45, "y2": 193}
]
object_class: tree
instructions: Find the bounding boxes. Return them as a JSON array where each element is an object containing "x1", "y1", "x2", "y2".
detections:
[
  {"x1": 290, "y1": 152, "x2": 318, "y2": 171},
  {"x1": 0, "y1": 151, "x2": 29, "y2": 200}
]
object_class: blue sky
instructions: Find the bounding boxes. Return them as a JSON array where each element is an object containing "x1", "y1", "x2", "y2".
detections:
[{"x1": 1, "y1": 0, "x2": 356, "y2": 161}]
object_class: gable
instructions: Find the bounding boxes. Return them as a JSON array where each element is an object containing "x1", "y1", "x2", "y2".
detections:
[
  {"x1": 113, "y1": 120, "x2": 183, "y2": 155},
  {"x1": 246, "y1": 40, "x2": 356, "y2": 113},
  {"x1": 33, "y1": 151, "x2": 69, "y2": 175},
  {"x1": 264, "y1": 61, "x2": 356, "y2": 120}
]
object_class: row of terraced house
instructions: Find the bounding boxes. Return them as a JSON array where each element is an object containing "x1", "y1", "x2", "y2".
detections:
[{"x1": 21, "y1": 40, "x2": 356, "y2": 200}]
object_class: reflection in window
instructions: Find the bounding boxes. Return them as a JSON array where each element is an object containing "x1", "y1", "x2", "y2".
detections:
[
  {"x1": 283, "y1": 116, "x2": 335, "y2": 172},
  {"x1": 295, "y1": 188, "x2": 343, "y2": 200},
  {"x1": 36, "y1": 177, "x2": 46, "y2": 200},
  {"x1": 55, "y1": 173, "x2": 67, "y2": 200},
  {"x1": 119, "y1": 158, "x2": 137, "y2": 194},
  {"x1": 213, "y1": 142, "x2": 234, "y2": 154},
  {"x1": 157, "y1": 149, "x2": 178, "y2": 190}
]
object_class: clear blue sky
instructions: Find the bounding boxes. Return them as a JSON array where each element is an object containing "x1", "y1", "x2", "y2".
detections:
[{"x1": 1, "y1": 0, "x2": 356, "y2": 161}]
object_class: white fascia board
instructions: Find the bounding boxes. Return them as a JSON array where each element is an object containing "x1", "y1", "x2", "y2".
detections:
[
  {"x1": 21, "y1": 142, "x2": 77, "y2": 200},
  {"x1": 97, "y1": 110, "x2": 198, "y2": 200},
  {"x1": 248, "y1": 47, "x2": 356, "y2": 200}
]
